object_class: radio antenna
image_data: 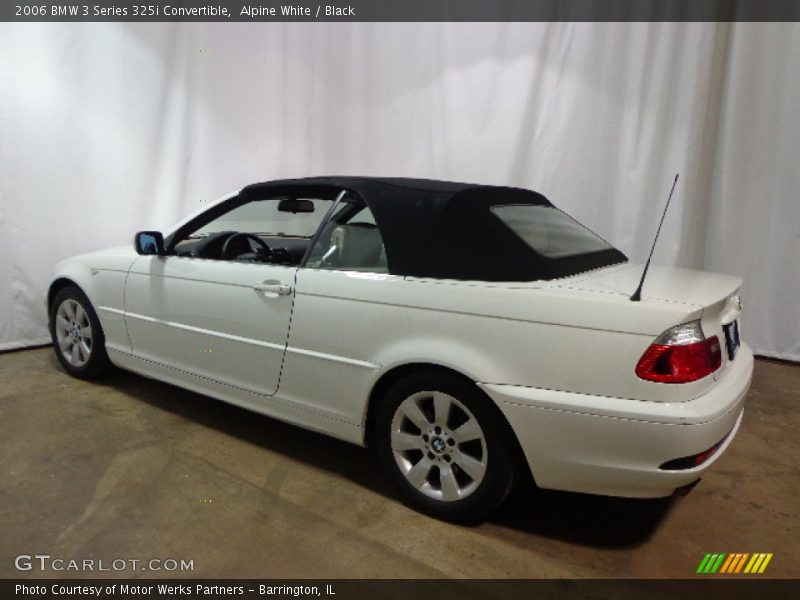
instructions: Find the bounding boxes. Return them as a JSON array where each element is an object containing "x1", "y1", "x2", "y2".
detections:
[{"x1": 630, "y1": 173, "x2": 679, "y2": 302}]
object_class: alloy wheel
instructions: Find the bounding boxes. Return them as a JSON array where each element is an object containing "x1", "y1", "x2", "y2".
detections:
[
  {"x1": 54, "y1": 298, "x2": 93, "y2": 368},
  {"x1": 390, "y1": 391, "x2": 488, "y2": 502}
]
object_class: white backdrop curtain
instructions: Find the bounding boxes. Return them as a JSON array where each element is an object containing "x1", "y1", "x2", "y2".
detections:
[{"x1": 0, "y1": 22, "x2": 798, "y2": 360}]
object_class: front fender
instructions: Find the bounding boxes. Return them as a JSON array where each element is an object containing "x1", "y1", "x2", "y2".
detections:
[{"x1": 49, "y1": 246, "x2": 139, "y2": 353}]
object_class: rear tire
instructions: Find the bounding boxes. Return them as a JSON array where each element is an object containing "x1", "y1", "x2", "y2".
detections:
[
  {"x1": 374, "y1": 371, "x2": 516, "y2": 522},
  {"x1": 49, "y1": 286, "x2": 112, "y2": 380}
]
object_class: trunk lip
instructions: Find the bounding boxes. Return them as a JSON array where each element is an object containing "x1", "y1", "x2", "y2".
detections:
[{"x1": 549, "y1": 262, "x2": 743, "y2": 309}]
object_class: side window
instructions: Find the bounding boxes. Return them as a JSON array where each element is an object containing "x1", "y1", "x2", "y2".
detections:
[
  {"x1": 173, "y1": 196, "x2": 333, "y2": 264},
  {"x1": 305, "y1": 202, "x2": 388, "y2": 273}
]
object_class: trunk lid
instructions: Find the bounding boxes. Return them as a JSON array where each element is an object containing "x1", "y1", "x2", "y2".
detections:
[{"x1": 557, "y1": 263, "x2": 742, "y2": 309}]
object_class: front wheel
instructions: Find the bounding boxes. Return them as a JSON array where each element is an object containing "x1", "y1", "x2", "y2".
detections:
[
  {"x1": 49, "y1": 286, "x2": 112, "y2": 379},
  {"x1": 374, "y1": 372, "x2": 517, "y2": 522}
]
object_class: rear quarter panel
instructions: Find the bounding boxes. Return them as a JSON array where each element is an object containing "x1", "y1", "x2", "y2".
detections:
[{"x1": 285, "y1": 269, "x2": 710, "y2": 429}]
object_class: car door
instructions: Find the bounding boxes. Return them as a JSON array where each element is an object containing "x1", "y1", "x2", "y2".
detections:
[
  {"x1": 124, "y1": 257, "x2": 294, "y2": 396},
  {"x1": 123, "y1": 194, "x2": 331, "y2": 396}
]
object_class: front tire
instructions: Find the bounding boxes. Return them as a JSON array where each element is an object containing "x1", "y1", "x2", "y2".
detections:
[
  {"x1": 49, "y1": 286, "x2": 111, "y2": 380},
  {"x1": 374, "y1": 372, "x2": 516, "y2": 522}
]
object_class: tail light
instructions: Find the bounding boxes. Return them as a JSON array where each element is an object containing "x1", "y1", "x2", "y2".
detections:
[{"x1": 636, "y1": 320, "x2": 721, "y2": 383}]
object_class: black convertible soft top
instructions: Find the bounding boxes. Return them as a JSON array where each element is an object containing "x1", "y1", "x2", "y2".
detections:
[{"x1": 240, "y1": 177, "x2": 627, "y2": 282}]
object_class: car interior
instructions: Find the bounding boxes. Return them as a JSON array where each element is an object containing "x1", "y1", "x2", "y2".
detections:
[
  {"x1": 174, "y1": 231, "x2": 312, "y2": 265},
  {"x1": 172, "y1": 194, "x2": 388, "y2": 272}
]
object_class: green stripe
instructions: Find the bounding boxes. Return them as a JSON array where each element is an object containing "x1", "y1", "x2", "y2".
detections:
[
  {"x1": 703, "y1": 554, "x2": 719, "y2": 573},
  {"x1": 696, "y1": 554, "x2": 712, "y2": 573},
  {"x1": 704, "y1": 553, "x2": 717, "y2": 573},
  {"x1": 710, "y1": 553, "x2": 726, "y2": 573}
]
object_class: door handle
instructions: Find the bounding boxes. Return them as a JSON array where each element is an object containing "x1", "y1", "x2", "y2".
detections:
[{"x1": 253, "y1": 282, "x2": 292, "y2": 296}]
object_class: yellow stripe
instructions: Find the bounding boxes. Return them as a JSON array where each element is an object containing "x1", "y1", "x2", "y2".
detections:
[
  {"x1": 744, "y1": 554, "x2": 760, "y2": 573},
  {"x1": 750, "y1": 554, "x2": 760, "y2": 573},
  {"x1": 757, "y1": 553, "x2": 773, "y2": 573},
  {"x1": 751, "y1": 554, "x2": 767, "y2": 573},
  {"x1": 720, "y1": 554, "x2": 736, "y2": 574},
  {"x1": 734, "y1": 553, "x2": 749, "y2": 573}
]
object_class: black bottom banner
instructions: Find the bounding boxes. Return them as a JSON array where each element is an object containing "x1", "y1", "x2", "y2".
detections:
[{"x1": 4, "y1": 579, "x2": 799, "y2": 600}]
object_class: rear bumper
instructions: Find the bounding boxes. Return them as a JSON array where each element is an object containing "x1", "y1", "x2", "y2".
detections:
[{"x1": 481, "y1": 344, "x2": 754, "y2": 498}]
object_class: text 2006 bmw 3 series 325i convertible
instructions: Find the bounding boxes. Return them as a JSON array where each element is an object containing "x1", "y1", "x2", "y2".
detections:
[{"x1": 47, "y1": 177, "x2": 753, "y2": 521}]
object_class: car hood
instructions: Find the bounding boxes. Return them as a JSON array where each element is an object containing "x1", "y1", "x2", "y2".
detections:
[
  {"x1": 554, "y1": 263, "x2": 742, "y2": 309},
  {"x1": 55, "y1": 245, "x2": 139, "y2": 274}
]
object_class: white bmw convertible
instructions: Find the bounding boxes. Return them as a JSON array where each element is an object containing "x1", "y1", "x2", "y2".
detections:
[{"x1": 47, "y1": 177, "x2": 753, "y2": 521}]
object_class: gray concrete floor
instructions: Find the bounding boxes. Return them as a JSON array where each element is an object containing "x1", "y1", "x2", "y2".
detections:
[{"x1": 1, "y1": 347, "x2": 798, "y2": 579}]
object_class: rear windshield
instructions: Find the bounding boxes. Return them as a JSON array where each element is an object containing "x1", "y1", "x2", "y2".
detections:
[{"x1": 491, "y1": 204, "x2": 615, "y2": 259}]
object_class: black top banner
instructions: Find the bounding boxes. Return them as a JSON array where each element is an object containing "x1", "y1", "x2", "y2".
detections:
[{"x1": 4, "y1": 0, "x2": 800, "y2": 22}]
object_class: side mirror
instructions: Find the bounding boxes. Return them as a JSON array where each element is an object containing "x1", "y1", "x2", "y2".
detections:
[
  {"x1": 134, "y1": 231, "x2": 165, "y2": 255},
  {"x1": 278, "y1": 198, "x2": 315, "y2": 214}
]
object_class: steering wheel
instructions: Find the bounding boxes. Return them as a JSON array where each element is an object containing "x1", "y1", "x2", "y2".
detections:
[{"x1": 221, "y1": 232, "x2": 272, "y2": 261}]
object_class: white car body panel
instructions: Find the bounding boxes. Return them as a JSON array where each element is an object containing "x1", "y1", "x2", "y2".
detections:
[
  {"x1": 50, "y1": 246, "x2": 139, "y2": 355},
  {"x1": 486, "y1": 345, "x2": 752, "y2": 497},
  {"x1": 48, "y1": 186, "x2": 754, "y2": 499},
  {"x1": 124, "y1": 255, "x2": 295, "y2": 396}
]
